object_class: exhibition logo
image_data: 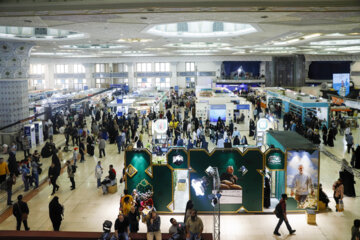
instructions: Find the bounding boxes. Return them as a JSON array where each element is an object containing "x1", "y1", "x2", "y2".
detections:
[{"x1": 268, "y1": 155, "x2": 281, "y2": 165}]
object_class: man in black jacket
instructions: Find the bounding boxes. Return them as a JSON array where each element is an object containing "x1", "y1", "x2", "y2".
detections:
[
  {"x1": 12, "y1": 195, "x2": 30, "y2": 231},
  {"x1": 48, "y1": 163, "x2": 60, "y2": 195}
]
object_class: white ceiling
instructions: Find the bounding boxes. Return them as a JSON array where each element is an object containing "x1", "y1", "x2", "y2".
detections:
[{"x1": 0, "y1": 0, "x2": 360, "y2": 58}]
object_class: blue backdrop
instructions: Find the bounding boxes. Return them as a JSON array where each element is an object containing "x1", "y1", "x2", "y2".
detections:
[
  {"x1": 308, "y1": 61, "x2": 351, "y2": 80},
  {"x1": 221, "y1": 61, "x2": 261, "y2": 79}
]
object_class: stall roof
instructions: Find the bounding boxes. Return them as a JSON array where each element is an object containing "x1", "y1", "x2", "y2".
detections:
[{"x1": 267, "y1": 130, "x2": 315, "y2": 150}]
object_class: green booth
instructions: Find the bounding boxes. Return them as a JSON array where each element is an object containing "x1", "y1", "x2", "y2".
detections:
[
  {"x1": 266, "y1": 130, "x2": 320, "y2": 211},
  {"x1": 125, "y1": 145, "x2": 307, "y2": 214}
]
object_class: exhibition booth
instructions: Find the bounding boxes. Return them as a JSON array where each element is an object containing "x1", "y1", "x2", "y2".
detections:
[
  {"x1": 266, "y1": 88, "x2": 330, "y2": 128},
  {"x1": 124, "y1": 131, "x2": 320, "y2": 214},
  {"x1": 195, "y1": 87, "x2": 250, "y2": 125}
]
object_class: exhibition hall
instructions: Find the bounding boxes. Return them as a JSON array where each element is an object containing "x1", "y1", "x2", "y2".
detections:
[{"x1": 0, "y1": 1, "x2": 360, "y2": 240}]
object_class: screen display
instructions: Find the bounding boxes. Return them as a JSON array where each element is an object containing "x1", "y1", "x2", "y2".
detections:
[
  {"x1": 209, "y1": 105, "x2": 226, "y2": 122},
  {"x1": 333, "y1": 73, "x2": 350, "y2": 97}
]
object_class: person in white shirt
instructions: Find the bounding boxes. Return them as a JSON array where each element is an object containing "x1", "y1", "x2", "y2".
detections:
[
  {"x1": 95, "y1": 161, "x2": 103, "y2": 188},
  {"x1": 232, "y1": 127, "x2": 241, "y2": 139}
]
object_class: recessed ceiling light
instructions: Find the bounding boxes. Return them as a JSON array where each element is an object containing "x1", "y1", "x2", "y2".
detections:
[
  {"x1": 302, "y1": 33, "x2": 322, "y2": 39},
  {"x1": 0, "y1": 26, "x2": 86, "y2": 41},
  {"x1": 166, "y1": 42, "x2": 230, "y2": 48},
  {"x1": 117, "y1": 38, "x2": 152, "y2": 43},
  {"x1": 310, "y1": 39, "x2": 360, "y2": 46}
]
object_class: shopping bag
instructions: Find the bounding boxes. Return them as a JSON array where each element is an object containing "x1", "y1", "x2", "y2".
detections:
[{"x1": 338, "y1": 199, "x2": 344, "y2": 212}]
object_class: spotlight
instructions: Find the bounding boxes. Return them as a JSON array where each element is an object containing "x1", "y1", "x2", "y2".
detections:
[
  {"x1": 205, "y1": 166, "x2": 215, "y2": 177},
  {"x1": 173, "y1": 155, "x2": 184, "y2": 166},
  {"x1": 209, "y1": 193, "x2": 222, "y2": 207},
  {"x1": 191, "y1": 179, "x2": 205, "y2": 196},
  {"x1": 238, "y1": 166, "x2": 248, "y2": 176}
]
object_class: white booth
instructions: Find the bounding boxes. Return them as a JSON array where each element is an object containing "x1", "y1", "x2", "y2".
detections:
[{"x1": 24, "y1": 124, "x2": 36, "y2": 149}]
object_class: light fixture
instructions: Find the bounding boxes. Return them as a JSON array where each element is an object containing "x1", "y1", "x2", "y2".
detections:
[
  {"x1": 310, "y1": 39, "x2": 360, "y2": 46},
  {"x1": 191, "y1": 179, "x2": 205, "y2": 196},
  {"x1": 165, "y1": 42, "x2": 230, "y2": 48},
  {"x1": 0, "y1": 26, "x2": 86, "y2": 41},
  {"x1": 238, "y1": 166, "x2": 248, "y2": 176},
  {"x1": 302, "y1": 33, "x2": 322, "y2": 39},
  {"x1": 173, "y1": 155, "x2": 184, "y2": 166},
  {"x1": 205, "y1": 166, "x2": 216, "y2": 177},
  {"x1": 117, "y1": 38, "x2": 152, "y2": 43},
  {"x1": 147, "y1": 21, "x2": 257, "y2": 38}
]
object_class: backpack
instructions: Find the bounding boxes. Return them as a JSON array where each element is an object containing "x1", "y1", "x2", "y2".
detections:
[
  {"x1": 274, "y1": 203, "x2": 282, "y2": 218},
  {"x1": 72, "y1": 165, "x2": 77, "y2": 173}
]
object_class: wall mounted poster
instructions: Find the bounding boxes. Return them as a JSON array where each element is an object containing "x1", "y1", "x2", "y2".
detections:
[
  {"x1": 333, "y1": 73, "x2": 350, "y2": 97},
  {"x1": 286, "y1": 150, "x2": 319, "y2": 209}
]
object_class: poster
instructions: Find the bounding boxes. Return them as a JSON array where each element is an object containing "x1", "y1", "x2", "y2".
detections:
[
  {"x1": 219, "y1": 166, "x2": 242, "y2": 204},
  {"x1": 333, "y1": 73, "x2": 350, "y2": 97},
  {"x1": 209, "y1": 104, "x2": 226, "y2": 122},
  {"x1": 286, "y1": 150, "x2": 319, "y2": 209}
]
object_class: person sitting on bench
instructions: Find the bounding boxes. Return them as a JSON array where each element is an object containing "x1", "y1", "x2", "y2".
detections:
[{"x1": 101, "y1": 165, "x2": 116, "y2": 195}]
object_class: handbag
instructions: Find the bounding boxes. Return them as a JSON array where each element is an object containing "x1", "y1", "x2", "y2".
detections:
[{"x1": 338, "y1": 199, "x2": 344, "y2": 212}]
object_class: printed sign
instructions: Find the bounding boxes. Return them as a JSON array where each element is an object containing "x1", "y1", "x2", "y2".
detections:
[{"x1": 266, "y1": 150, "x2": 284, "y2": 170}]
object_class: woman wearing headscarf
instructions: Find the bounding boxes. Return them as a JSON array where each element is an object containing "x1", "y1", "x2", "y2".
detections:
[
  {"x1": 184, "y1": 200, "x2": 194, "y2": 223},
  {"x1": 49, "y1": 196, "x2": 64, "y2": 231},
  {"x1": 249, "y1": 119, "x2": 255, "y2": 137},
  {"x1": 340, "y1": 159, "x2": 356, "y2": 197}
]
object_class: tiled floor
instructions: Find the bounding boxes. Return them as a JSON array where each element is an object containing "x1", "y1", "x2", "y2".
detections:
[{"x1": 0, "y1": 108, "x2": 359, "y2": 240}]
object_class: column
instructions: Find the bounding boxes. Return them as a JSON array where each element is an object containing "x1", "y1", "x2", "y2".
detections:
[{"x1": 0, "y1": 41, "x2": 33, "y2": 132}]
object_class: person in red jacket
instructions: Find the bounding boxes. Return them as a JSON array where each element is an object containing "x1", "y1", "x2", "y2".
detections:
[{"x1": 274, "y1": 194, "x2": 296, "y2": 236}]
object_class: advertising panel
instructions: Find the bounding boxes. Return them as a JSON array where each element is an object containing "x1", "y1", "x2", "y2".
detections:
[
  {"x1": 333, "y1": 73, "x2": 350, "y2": 97},
  {"x1": 286, "y1": 150, "x2": 319, "y2": 209}
]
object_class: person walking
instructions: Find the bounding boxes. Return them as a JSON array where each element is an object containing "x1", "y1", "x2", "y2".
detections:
[
  {"x1": 31, "y1": 158, "x2": 40, "y2": 189},
  {"x1": 351, "y1": 219, "x2": 360, "y2": 240},
  {"x1": 185, "y1": 209, "x2": 203, "y2": 240},
  {"x1": 66, "y1": 160, "x2": 75, "y2": 190},
  {"x1": 49, "y1": 196, "x2": 64, "y2": 231},
  {"x1": 273, "y1": 194, "x2": 296, "y2": 236},
  {"x1": 346, "y1": 132, "x2": 354, "y2": 154},
  {"x1": 6, "y1": 173, "x2": 16, "y2": 205},
  {"x1": 79, "y1": 140, "x2": 86, "y2": 163},
  {"x1": 143, "y1": 210, "x2": 161, "y2": 240},
  {"x1": 99, "y1": 138, "x2": 106, "y2": 158},
  {"x1": 48, "y1": 163, "x2": 60, "y2": 195},
  {"x1": 12, "y1": 195, "x2": 30, "y2": 231},
  {"x1": 95, "y1": 161, "x2": 103, "y2": 188},
  {"x1": 73, "y1": 147, "x2": 79, "y2": 166},
  {"x1": 0, "y1": 157, "x2": 10, "y2": 184},
  {"x1": 333, "y1": 178, "x2": 344, "y2": 211}
]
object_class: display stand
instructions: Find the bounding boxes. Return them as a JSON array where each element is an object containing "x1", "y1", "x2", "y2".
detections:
[
  {"x1": 34, "y1": 121, "x2": 44, "y2": 145},
  {"x1": 24, "y1": 124, "x2": 36, "y2": 149}
]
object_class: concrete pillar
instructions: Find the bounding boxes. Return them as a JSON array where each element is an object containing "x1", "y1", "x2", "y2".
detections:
[{"x1": 0, "y1": 41, "x2": 33, "y2": 132}]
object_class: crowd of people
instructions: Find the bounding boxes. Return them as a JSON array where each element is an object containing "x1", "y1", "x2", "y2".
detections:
[{"x1": 0, "y1": 89, "x2": 359, "y2": 240}]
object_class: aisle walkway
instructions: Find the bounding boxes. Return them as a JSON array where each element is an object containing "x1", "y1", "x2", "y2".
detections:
[{"x1": 0, "y1": 112, "x2": 358, "y2": 240}]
